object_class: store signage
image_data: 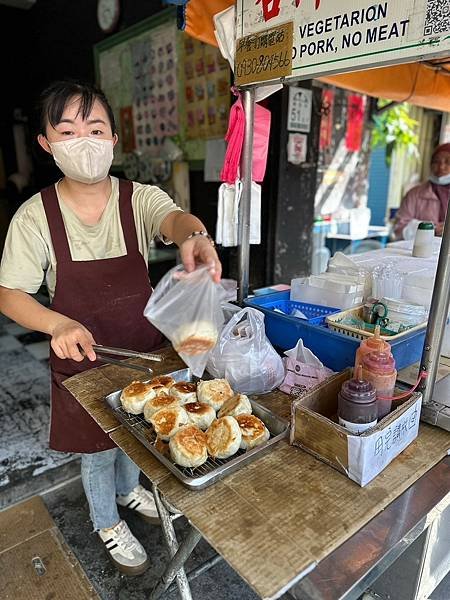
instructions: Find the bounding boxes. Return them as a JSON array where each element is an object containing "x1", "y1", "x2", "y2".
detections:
[
  {"x1": 236, "y1": 0, "x2": 450, "y2": 85},
  {"x1": 287, "y1": 87, "x2": 312, "y2": 132},
  {"x1": 235, "y1": 21, "x2": 293, "y2": 85}
]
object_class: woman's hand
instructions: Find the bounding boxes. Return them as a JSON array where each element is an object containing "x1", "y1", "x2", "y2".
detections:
[
  {"x1": 50, "y1": 318, "x2": 96, "y2": 362},
  {"x1": 180, "y1": 236, "x2": 222, "y2": 283},
  {"x1": 435, "y1": 222, "x2": 445, "y2": 236}
]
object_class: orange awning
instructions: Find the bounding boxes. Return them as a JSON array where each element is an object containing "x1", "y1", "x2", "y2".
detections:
[
  {"x1": 319, "y1": 60, "x2": 450, "y2": 113},
  {"x1": 184, "y1": 0, "x2": 450, "y2": 112},
  {"x1": 185, "y1": 0, "x2": 233, "y2": 46}
]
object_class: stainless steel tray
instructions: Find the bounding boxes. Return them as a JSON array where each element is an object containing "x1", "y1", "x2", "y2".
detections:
[{"x1": 104, "y1": 368, "x2": 289, "y2": 490}]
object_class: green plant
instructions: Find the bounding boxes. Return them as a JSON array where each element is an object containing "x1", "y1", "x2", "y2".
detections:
[{"x1": 371, "y1": 101, "x2": 419, "y2": 165}]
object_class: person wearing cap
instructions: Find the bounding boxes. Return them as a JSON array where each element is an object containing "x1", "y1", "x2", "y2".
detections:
[{"x1": 394, "y1": 143, "x2": 450, "y2": 240}]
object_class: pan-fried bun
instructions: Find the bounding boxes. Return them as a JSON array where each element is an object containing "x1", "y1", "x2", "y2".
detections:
[
  {"x1": 154, "y1": 436, "x2": 171, "y2": 459},
  {"x1": 120, "y1": 381, "x2": 156, "y2": 414},
  {"x1": 150, "y1": 406, "x2": 189, "y2": 441},
  {"x1": 144, "y1": 394, "x2": 180, "y2": 421},
  {"x1": 206, "y1": 416, "x2": 241, "y2": 459},
  {"x1": 173, "y1": 321, "x2": 218, "y2": 355},
  {"x1": 236, "y1": 414, "x2": 270, "y2": 450},
  {"x1": 169, "y1": 425, "x2": 208, "y2": 468},
  {"x1": 197, "y1": 379, "x2": 234, "y2": 411},
  {"x1": 148, "y1": 375, "x2": 176, "y2": 396},
  {"x1": 184, "y1": 402, "x2": 216, "y2": 430},
  {"x1": 218, "y1": 394, "x2": 252, "y2": 418},
  {"x1": 170, "y1": 381, "x2": 197, "y2": 404}
]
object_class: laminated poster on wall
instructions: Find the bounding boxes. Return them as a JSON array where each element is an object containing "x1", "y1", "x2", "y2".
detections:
[
  {"x1": 287, "y1": 133, "x2": 307, "y2": 165},
  {"x1": 120, "y1": 106, "x2": 136, "y2": 153},
  {"x1": 185, "y1": 36, "x2": 230, "y2": 140},
  {"x1": 131, "y1": 22, "x2": 179, "y2": 153}
]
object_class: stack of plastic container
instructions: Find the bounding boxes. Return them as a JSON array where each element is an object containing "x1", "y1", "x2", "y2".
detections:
[{"x1": 291, "y1": 274, "x2": 365, "y2": 309}]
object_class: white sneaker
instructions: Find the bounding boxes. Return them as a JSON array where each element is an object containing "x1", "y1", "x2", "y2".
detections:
[
  {"x1": 116, "y1": 484, "x2": 160, "y2": 524},
  {"x1": 98, "y1": 520, "x2": 149, "y2": 576}
]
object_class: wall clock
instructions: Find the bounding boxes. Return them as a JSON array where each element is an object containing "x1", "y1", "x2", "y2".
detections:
[{"x1": 97, "y1": 0, "x2": 120, "y2": 34}]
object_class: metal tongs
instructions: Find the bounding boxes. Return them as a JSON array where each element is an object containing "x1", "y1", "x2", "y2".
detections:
[{"x1": 93, "y1": 344, "x2": 163, "y2": 375}]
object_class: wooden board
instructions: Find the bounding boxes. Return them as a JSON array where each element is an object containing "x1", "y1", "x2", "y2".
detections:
[
  {"x1": 0, "y1": 496, "x2": 55, "y2": 553},
  {"x1": 0, "y1": 496, "x2": 98, "y2": 600},
  {"x1": 63, "y1": 348, "x2": 185, "y2": 433},
  {"x1": 159, "y1": 425, "x2": 450, "y2": 600},
  {"x1": 64, "y1": 348, "x2": 450, "y2": 600}
]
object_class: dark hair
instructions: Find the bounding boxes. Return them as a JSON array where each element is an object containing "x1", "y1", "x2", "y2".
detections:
[{"x1": 39, "y1": 80, "x2": 117, "y2": 135}]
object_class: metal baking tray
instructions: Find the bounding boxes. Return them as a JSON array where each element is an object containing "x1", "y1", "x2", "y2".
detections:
[{"x1": 104, "y1": 368, "x2": 289, "y2": 490}]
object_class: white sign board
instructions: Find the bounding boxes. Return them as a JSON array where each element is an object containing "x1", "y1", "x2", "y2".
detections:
[
  {"x1": 288, "y1": 87, "x2": 312, "y2": 132},
  {"x1": 236, "y1": 0, "x2": 450, "y2": 85}
]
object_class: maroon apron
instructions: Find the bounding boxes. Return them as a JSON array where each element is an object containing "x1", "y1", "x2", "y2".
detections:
[{"x1": 41, "y1": 179, "x2": 164, "y2": 453}]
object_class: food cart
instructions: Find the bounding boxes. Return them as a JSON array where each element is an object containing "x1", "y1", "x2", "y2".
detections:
[{"x1": 66, "y1": 2, "x2": 450, "y2": 599}]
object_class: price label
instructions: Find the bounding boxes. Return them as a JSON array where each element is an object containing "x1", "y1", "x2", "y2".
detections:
[{"x1": 235, "y1": 21, "x2": 293, "y2": 86}]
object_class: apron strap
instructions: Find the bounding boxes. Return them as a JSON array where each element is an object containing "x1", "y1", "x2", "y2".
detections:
[
  {"x1": 118, "y1": 179, "x2": 140, "y2": 255},
  {"x1": 42, "y1": 179, "x2": 140, "y2": 264},
  {"x1": 41, "y1": 184, "x2": 72, "y2": 264}
]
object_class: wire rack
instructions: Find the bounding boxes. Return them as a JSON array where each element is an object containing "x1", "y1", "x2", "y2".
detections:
[
  {"x1": 105, "y1": 368, "x2": 289, "y2": 489},
  {"x1": 114, "y1": 405, "x2": 264, "y2": 478}
]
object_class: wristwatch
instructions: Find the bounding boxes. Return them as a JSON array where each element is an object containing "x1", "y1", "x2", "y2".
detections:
[{"x1": 186, "y1": 231, "x2": 215, "y2": 247}]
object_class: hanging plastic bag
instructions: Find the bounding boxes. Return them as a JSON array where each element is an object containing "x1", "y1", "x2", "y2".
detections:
[
  {"x1": 252, "y1": 104, "x2": 271, "y2": 182},
  {"x1": 144, "y1": 265, "x2": 225, "y2": 377},
  {"x1": 215, "y1": 181, "x2": 261, "y2": 247},
  {"x1": 207, "y1": 307, "x2": 285, "y2": 394},
  {"x1": 220, "y1": 95, "x2": 271, "y2": 184},
  {"x1": 279, "y1": 339, "x2": 334, "y2": 397}
]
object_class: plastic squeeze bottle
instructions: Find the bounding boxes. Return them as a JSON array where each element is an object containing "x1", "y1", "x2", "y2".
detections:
[
  {"x1": 361, "y1": 351, "x2": 397, "y2": 419},
  {"x1": 338, "y1": 366, "x2": 378, "y2": 434},
  {"x1": 354, "y1": 325, "x2": 391, "y2": 370},
  {"x1": 412, "y1": 222, "x2": 434, "y2": 258}
]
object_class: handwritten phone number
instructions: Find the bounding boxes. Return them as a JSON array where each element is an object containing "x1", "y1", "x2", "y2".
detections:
[{"x1": 236, "y1": 51, "x2": 291, "y2": 78}]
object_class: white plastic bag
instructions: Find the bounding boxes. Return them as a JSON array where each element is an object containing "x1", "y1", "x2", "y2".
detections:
[
  {"x1": 144, "y1": 265, "x2": 225, "y2": 377},
  {"x1": 279, "y1": 339, "x2": 333, "y2": 397},
  {"x1": 207, "y1": 307, "x2": 285, "y2": 394}
]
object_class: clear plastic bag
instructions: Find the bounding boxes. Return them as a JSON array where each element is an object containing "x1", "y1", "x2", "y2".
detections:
[
  {"x1": 207, "y1": 307, "x2": 285, "y2": 394},
  {"x1": 144, "y1": 265, "x2": 225, "y2": 377}
]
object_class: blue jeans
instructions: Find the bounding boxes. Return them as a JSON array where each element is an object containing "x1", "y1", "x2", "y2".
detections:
[{"x1": 81, "y1": 448, "x2": 140, "y2": 530}]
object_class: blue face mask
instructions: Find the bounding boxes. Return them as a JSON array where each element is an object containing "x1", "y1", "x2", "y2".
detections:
[{"x1": 430, "y1": 173, "x2": 450, "y2": 186}]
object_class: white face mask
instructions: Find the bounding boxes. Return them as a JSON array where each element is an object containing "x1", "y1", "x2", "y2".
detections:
[
  {"x1": 430, "y1": 173, "x2": 450, "y2": 186},
  {"x1": 49, "y1": 137, "x2": 114, "y2": 184}
]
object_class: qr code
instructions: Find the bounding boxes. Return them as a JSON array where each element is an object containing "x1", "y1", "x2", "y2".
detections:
[{"x1": 424, "y1": 0, "x2": 450, "y2": 36}]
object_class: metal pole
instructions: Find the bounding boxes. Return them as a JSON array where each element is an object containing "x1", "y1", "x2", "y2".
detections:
[
  {"x1": 167, "y1": 554, "x2": 223, "y2": 595},
  {"x1": 237, "y1": 87, "x2": 256, "y2": 304},
  {"x1": 419, "y1": 203, "x2": 450, "y2": 404},
  {"x1": 150, "y1": 527, "x2": 202, "y2": 600},
  {"x1": 151, "y1": 484, "x2": 193, "y2": 600}
]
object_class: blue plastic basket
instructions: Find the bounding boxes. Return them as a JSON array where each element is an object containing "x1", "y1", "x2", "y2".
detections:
[
  {"x1": 245, "y1": 293, "x2": 340, "y2": 326},
  {"x1": 244, "y1": 291, "x2": 426, "y2": 372}
]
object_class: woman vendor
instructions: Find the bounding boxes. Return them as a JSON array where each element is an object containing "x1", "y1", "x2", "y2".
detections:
[
  {"x1": 394, "y1": 143, "x2": 450, "y2": 239},
  {"x1": 0, "y1": 80, "x2": 221, "y2": 575}
]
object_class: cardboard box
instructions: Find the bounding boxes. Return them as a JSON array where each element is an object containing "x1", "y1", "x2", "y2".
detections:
[{"x1": 290, "y1": 369, "x2": 422, "y2": 486}]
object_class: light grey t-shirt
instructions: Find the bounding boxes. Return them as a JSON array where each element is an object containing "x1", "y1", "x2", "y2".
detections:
[{"x1": 0, "y1": 176, "x2": 182, "y2": 299}]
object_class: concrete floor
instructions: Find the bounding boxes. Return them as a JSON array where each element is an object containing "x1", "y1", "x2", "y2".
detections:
[
  {"x1": 42, "y1": 476, "x2": 292, "y2": 600},
  {"x1": 40, "y1": 472, "x2": 450, "y2": 600}
]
